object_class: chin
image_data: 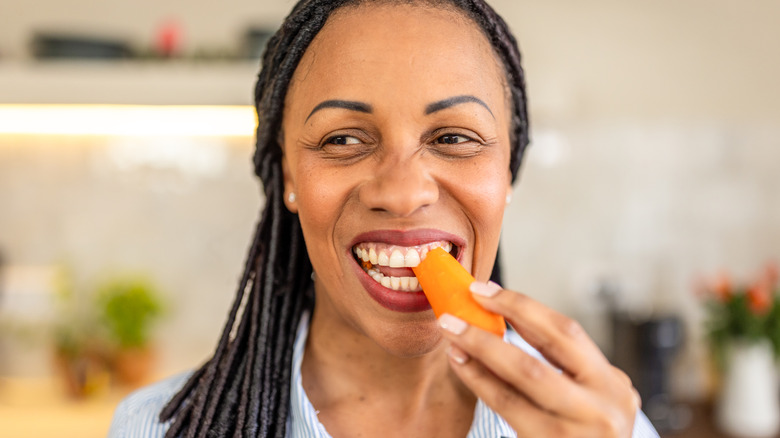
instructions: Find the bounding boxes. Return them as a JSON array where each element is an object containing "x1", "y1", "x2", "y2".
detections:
[{"x1": 374, "y1": 320, "x2": 443, "y2": 358}]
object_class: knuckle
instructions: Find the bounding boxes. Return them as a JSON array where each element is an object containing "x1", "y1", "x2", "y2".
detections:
[
  {"x1": 549, "y1": 420, "x2": 574, "y2": 438},
  {"x1": 632, "y1": 388, "x2": 643, "y2": 410},
  {"x1": 520, "y1": 355, "x2": 546, "y2": 380},
  {"x1": 612, "y1": 367, "x2": 633, "y2": 388},
  {"x1": 593, "y1": 410, "x2": 626, "y2": 438},
  {"x1": 609, "y1": 367, "x2": 642, "y2": 411},
  {"x1": 596, "y1": 416, "x2": 618, "y2": 437},
  {"x1": 559, "y1": 317, "x2": 585, "y2": 340}
]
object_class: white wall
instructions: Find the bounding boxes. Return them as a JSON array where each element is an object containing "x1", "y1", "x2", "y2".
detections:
[{"x1": 497, "y1": 0, "x2": 780, "y2": 123}]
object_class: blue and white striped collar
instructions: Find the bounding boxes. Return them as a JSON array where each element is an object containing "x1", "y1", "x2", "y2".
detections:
[{"x1": 287, "y1": 312, "x2": 515, "y2": 438}]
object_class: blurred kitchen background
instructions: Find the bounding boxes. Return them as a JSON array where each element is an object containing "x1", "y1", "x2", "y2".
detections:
[{"x1": 0, "y1": 0, "x2": 778, "y2": 437}]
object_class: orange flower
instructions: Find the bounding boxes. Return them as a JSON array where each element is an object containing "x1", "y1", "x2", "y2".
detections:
[
  {"x1": 712, "y1": 271, "x2": 732, "y2": 302},
  {"x1": 748, "y1": 279, "x2": 772, "y2": 315}
]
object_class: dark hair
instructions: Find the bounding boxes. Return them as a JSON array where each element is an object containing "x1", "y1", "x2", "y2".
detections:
[{"x1": 160, "y1": 1, "x2": 529, "y2": 436}]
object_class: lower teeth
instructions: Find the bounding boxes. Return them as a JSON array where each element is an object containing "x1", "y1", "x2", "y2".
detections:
[{"x1": 366, "y1": 267, "x2": 419, "y2": 292}]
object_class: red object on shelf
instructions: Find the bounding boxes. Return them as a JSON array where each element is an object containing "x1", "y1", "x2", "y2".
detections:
[{"x1": 156, "y1": 19, "x2": 182, "y2": 57}]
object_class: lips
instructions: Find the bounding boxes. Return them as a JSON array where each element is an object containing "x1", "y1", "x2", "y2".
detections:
[{"x1": 348, "y1": 229, "x2": 464, "y2": 312}]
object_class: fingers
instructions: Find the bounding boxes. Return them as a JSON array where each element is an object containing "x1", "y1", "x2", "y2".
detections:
[
  {"x1": 439, "y1": 313, "x2": 598, "y2": 421},
  {"x1": 612, "y1": 367, "x2": 642, "y2": 410},
  {"x1": 443, "y1": 343, "x2": 580, "y2": 438},
  {"x1": 442, "y1": 282, "x2": 642, "y2": 437},
  {"x1": 443, "y1": 318, "x2": 640, "y2": 437},
  {"x1": 469, "y1": 281, "x2": 608, "y2": 383}
]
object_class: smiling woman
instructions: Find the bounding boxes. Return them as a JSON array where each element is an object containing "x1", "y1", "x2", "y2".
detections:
[{"x1": 108, "y1": 1, "x2": 657, "y2": 437}]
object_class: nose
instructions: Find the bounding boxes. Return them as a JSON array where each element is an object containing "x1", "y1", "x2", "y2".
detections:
[{"x1": 358, "y1": 152, "x2": 439, "y2": 217}]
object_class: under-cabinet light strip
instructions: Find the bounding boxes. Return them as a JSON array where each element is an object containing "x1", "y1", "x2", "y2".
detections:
[{"x1": 0, "y1": 104, "x2": 256, "y2": 137}]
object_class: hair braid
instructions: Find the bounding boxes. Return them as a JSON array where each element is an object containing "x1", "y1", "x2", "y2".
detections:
[
  {"x1": 161, "y1": 1, "x2": 528, "y2": 436},
  {"x1": 232, "y1": 249, "x2": 266, "y2": 436}
]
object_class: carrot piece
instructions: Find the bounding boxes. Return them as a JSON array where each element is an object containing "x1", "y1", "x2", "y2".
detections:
[{"x1": 412, "y1": 247, "x2": 506, "y2": 337}]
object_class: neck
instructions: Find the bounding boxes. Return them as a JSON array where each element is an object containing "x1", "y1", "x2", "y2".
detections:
[{"x1": 301, "y1": 301, "x2": 474, "y2": 415}]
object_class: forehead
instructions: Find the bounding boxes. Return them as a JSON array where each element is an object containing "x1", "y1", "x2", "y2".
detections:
[{"x1": 283, "y1": 3, "x2": 507, "y2": 118}]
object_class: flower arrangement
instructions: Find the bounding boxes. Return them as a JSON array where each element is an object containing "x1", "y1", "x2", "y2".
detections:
[{"x1": 700, "y1": 262, "x2": 780, "y2": 367}]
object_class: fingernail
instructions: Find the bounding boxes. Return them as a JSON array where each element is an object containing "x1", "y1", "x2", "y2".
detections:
[
  {"x1": 470, "y1": 280, "x2": 502, "y2": 297},
  {"x1": 439, "y1": 313, "x2": 468, "y2": 335},
  {"x1": 446, "y1": 345, "x2": 470, "y2": 365}
]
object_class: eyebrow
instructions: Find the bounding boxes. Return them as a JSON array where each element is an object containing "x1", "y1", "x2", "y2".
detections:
[
  {"x1": 305, "y1": 99, "x2": 373, "y2": 122},
  {"x1": 425, "y1": 95, "x2": 495, "y2": 119}
]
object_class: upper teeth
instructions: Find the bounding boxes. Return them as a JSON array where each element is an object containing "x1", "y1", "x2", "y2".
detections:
[{"x1": 353, "y1": 241, "x2": 453, "y2": 268}]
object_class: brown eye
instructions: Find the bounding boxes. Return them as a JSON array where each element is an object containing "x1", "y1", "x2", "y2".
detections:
[
  {"x1": 436, "y1": 134, "x2": 472, "y2": 144},
  {"x1": 326, "y1": 135, "x2": 361, "y2": 145},
  {"x1": 317, "y1": 132, "x2": 374, "y2": 162}
]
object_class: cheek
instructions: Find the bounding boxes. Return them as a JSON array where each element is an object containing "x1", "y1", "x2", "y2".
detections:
[
  {"x1": 443, "y1": 154, "x2": 509, "y2": 278},
  {"x1": 454, "y1": 155, "x2": 509, "y2": 224},
  {"x1": 469, "y1": 170, "x2": 508, "y2": 244},
  {"x1": 294, "y1": 162, "x2": 356, "y2": 252}
]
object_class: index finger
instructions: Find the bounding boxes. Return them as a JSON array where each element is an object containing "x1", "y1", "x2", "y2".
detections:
[
  {"x1": 439, "y1": 314, "x2": 604, "y2": 421},
  {"x1": 470, "y1": 281, "x2": 609, "y2": 383}
]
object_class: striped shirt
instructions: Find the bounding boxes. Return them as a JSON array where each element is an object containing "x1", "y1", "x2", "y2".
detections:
[{"x1": 108, "y1": 314, "x2": 659, "y2": 438}]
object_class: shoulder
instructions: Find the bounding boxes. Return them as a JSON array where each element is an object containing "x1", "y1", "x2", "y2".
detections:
[{"x1": 107, "y1": 371, "x2": 193, "y2": 438}]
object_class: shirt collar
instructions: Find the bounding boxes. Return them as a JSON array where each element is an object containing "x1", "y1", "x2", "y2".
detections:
[
  {"x1": 289, "y1": 311, "x2": 330, "y2": 438},
  {"x1": 469, "y1": 398, "x2": 516, "y2": 438}
]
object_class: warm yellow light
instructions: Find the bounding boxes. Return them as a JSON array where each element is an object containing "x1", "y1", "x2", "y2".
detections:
[{"x1": 0, "y1": 104, "x2": 256, "y2": 137}]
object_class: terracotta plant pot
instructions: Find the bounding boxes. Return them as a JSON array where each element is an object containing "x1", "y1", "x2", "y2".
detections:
[{"x1": 112, "y1": 345, "x2": 155, "y2": 388}]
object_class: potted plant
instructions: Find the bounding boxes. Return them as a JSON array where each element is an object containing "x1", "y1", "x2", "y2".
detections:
[
  {"x1": 51, "y1": 267, "x2": 111, "y2": 398},
  {"x1": 700, "y1": 263, "x2": 780, "y2": 437},
  {"x1": 95, "y1": 275, "x2": 164, "y2": 387}
]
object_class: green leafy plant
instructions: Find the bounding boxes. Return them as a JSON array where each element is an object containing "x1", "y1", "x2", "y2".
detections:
[
  {"x1": 701, "y1": 262, "x2": 780, "y2": 368},
  {"x1": 95, "y1": 276, "x2": 164, "y2": 349}
]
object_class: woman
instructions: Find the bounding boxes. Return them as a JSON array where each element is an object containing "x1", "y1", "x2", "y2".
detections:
[{"x1": 110, "y1": 0, "x2": 659, "y2": 437}]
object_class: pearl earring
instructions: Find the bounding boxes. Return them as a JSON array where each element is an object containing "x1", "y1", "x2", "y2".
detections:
[
  {"x1": 506, "y1": 192, "x2": 512, "y2": 205},
  {"x1": 287, "y1": 192, "x2": 296, "y2": 203}
]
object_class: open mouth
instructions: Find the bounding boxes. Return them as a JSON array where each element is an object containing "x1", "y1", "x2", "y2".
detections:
[{"x1": 352, "y1": 241, "x2": 458, "y2": 292}]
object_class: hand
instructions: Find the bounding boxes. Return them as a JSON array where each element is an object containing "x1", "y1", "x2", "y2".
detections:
[{"x1": 438, "y1": 281, "x2": 640, "y2": 438}]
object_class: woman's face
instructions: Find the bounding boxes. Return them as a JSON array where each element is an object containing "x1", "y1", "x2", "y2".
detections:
[{"x1": 281, "y1": 3, "x2": 512, "y2": 356}]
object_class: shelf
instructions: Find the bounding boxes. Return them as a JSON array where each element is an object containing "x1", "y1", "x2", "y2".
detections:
[{"x1": 0, "y1": 61, "x2": 260, "y2": 105}]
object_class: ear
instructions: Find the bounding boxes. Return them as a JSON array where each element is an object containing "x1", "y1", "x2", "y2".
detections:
[{"x1": 281, "y1": 154, "x2": 298, "y2": 214}]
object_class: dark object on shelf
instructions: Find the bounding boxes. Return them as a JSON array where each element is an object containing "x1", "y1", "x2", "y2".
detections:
[
  {"x1": 31, "y1": 33, "x2": 133, "y2": 59},
  {"x1": 243, "y1": 27, "x2": 274, "y2": 60},
  {"x1": 612, "y1": 313, "x2": 691, "y2": 433}
]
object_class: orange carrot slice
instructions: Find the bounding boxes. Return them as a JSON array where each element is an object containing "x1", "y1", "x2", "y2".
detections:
[{"x1": 412, "y1": 247, "x2": 506, "y2": 337}]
